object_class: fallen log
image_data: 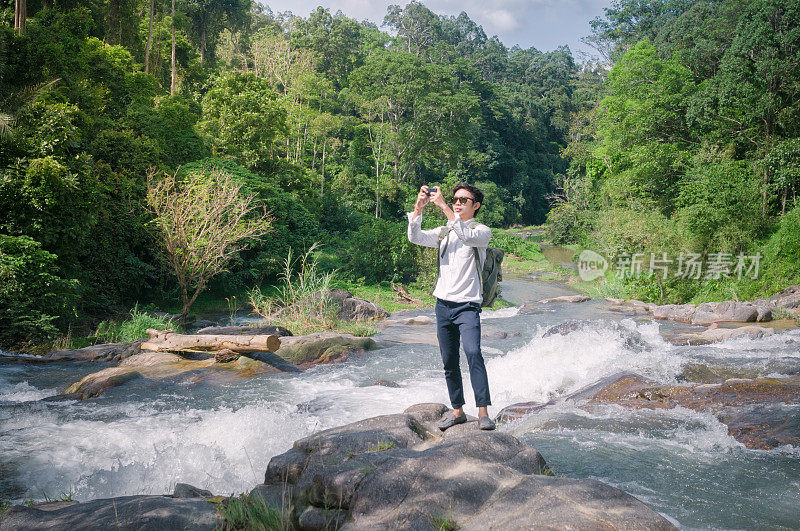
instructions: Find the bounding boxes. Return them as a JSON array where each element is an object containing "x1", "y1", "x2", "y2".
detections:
[{"x1": 142, "y1": 329, "x2": 281, "y2": 354}]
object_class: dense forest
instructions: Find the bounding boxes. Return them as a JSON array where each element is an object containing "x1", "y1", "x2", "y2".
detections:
[
  {"x1": 1, "y1": 0, "x2": 799, "y2": 349},
  {"x1": 554, "y1": 0, "x2": 800, "y2": 304}
]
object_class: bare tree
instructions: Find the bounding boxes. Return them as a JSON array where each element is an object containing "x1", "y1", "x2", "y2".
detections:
[{"x1": 146, "y1": 168, "x2": 272, "y2": 320}]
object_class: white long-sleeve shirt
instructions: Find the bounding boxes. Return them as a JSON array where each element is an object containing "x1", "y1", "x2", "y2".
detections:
[{"x1": 407, "y1": 212, "x2": 492, "y2": 303}]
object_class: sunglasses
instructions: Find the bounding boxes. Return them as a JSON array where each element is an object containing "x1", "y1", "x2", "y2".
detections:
[{"x1": 452, "y1": 196, "x2": 474, "y2": 205}]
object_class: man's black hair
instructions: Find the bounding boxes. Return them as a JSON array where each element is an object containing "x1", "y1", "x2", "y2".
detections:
[{"x1": 452, "y1": 183, "x2": 484, "y2": 215}]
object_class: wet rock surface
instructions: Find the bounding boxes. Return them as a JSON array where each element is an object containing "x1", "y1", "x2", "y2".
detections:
[
  {"x1": 59, "y1": 330, "x2": 377, "y2": 398},
  {"x1": 588, "y1": 374, "x2": 800, "y2": 449},
  {"x1": 258, "y1": 403, "x2": 674, "y2": 530},
  {"x1": 538, "y1": 295, "x2": 590, "y2": 303},
  {"x1": 62, "y1": 351, "x2": 283, "y2": 399},
  {"x1": 673, "y1": 323, "x2": 775, "y2": 345},
  {"x1": 498, "y1": 369, "x2": 800, "y2": 450},
  {"x1": 0, "y1": 494, "x2": 220, "y2": 530}
]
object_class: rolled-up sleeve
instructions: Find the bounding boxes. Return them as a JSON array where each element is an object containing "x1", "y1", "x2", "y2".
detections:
[
  {"x1": 407, "y1": 212, "x2": 441, "y2": 248},
  {"x1": 447, "y1": 214, "x2": 491, "y2": 248}
]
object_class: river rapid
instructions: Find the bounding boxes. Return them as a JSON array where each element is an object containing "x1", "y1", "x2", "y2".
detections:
[{"x1": 1, "y1": 275, "x2": 799, "y2": 529}]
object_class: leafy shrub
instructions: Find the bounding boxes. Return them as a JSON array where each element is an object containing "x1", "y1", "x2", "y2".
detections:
[
  {"x1": 590, "y1": 207, "x2": 687, "y2": 260},
  {"x1": 0, "y1": 235, "x2": 77, "y2": 348},
  {"x1": 474, "y1": 180, "x2": 515, "y2": 227},
  {"x1": 762, "y1": 205, "x2": 800, "y2": 284},
  {"x1": 490, "y1": 233, "x2": 544, "y2": 260},
  {"x1": 676, "y1": 161, "x2": 765, "y2": 253},
  {"x1": 343, "y1": 219, "x2": 419, "y2": 283},
  {"x1": 545, "y1": 203, "x2": 590, "y2": 244},
  {"x1": 123, "y1": 96, "x2": 209, "y2": 167},
  {"x1": 94, "y1": 305, "x2": 179, "y2": 344}
]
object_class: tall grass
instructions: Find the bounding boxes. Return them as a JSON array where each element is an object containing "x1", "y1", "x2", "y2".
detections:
[
  {"x1": 249, "y1": 245, "x2": 344, "y2": 336},
  {"x1": 94, "y1": 305, "x2": 180, "y2": 344},
  {"x1": 216, "y1": 493, "x2": 292, "y2": 531}
]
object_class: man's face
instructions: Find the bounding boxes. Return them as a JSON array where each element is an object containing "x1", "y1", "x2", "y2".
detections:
[{"x1": 452, "y1": 188, "x2": 480, "y2": 220}]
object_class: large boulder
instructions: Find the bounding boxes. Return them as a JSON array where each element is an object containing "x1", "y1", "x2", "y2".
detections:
[
  {"x1": 538, "y1": 295, "x2": 590, "y2": 303},
  {"x1": 63, "y1": 351, "x2": 284, "y2": 399},
  {"x1": 691, "y1": 301, "x2": 761, "y2": 325},
  {"x1": 258, "y1": 403, "x2": 675, "y2": 530},
  {"x1": 675, "y1": 323, "x2": 774, "y2": 345},
  {"x1": 276, "y1": 332, "x2": 377, "y2": 367},
  {"x1": 0, "y1": 495, "x2": 219, "y2": 530}
]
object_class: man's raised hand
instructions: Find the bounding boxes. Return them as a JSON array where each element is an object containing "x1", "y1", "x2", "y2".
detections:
[
  {"x1": 430, "y1": 186, "x2": 447, "y2": 209},
  {"x1": 414, "y1": 185, "x2": 430, "y2": 214}
]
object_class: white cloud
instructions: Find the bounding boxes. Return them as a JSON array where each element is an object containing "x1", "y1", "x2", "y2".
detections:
[
  {"x1": 482, "y1": 9, "x2": 520, "y2": 33},
  {"x1": 259, "y1": 0, "x2": 611, "y2": 56}
]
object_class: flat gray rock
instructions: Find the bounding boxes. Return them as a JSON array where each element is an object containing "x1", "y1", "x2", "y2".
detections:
[
  {"x1": 44, "y1": 340, "x2": 143, "y2": 362},
  {"x1": 0, "y1": 495, "x2": 219, "y2": 530}
]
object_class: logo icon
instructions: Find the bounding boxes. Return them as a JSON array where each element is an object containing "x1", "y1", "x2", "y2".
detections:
[{"x1": 577, "y1": 250, "x2": 608, "y2": 281}]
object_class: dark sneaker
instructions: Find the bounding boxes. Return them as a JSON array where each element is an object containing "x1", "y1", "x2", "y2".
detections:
[
  {"x1": 438, "y1": 411, "x2": 467, "y2": 431},
  {"x1": 478, "y1": 416, "x2": 496, "y2": 430}
]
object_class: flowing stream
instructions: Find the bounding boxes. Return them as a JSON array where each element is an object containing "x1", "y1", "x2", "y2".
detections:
[{"x1": 1, "y1": 275, "x2": 799, "y2": 528}]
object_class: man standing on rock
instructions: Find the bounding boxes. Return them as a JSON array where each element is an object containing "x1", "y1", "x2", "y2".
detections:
[{"x1": 407, "y1": 183, "x2": 495, "y2": 431}]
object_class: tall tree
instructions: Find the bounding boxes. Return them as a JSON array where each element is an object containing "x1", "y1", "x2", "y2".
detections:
[
  {"x1": 290, "y1": 7, "x2": 364, "y2": 88},
  {"x1": 185, "y1": 0, "x2": 250, "y2": 66},
  {"x1": 586, "y1": 0, "x2": 701, "y2": 60},
  {"x1": 706, "y1": 0, "x2": 800, "y2": 212},
  {"x1": 348, "y1": 51, "x2": 477, "y2": 185},
  {"x1": 383, "y1": 1, "x2": 442, "y2": 57},
  {"x1": 170, "y1": 0, "x2": 176, "y2": 94},
  {"x1": 145, "y1": 0, "x2": 156, "y2": 74},
  {"x1": 14, "y1": 0, "x2": 26, "y2": 35}
]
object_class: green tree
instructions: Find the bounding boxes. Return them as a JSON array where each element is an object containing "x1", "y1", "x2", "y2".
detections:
[
  {"x1": 197, "y1": 72, "x2": 287, "y2": 171},
  {"x1": 384, "y1": 1, "x2": 442, "y2": 57},
  {"x1": 184, "y1": 0, "x2": 250, "y2": 65},
  {"x1": 0, "y1": 235, "x2": 77, "y2": 348},
  {"x1": 594, "y1": 40, "x2": 696, "y2": 213},
  {"x1": 290, "y1": 7, "x2": 364, "y2": 89},
  {"x1": 700, "y1": 0, "x2": 800, "y2": 212}
]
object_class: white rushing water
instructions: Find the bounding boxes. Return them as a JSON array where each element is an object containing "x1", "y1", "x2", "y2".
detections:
[{"x1": 1, "y1": 289, "x2": 799, "y2": 528}]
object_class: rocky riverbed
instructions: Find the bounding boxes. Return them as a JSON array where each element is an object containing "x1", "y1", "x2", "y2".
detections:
[
  {"x1": 0, "y1": 403, "x2": 675, "y2": 530},
  {"x1": 1, "y1": 278, "x2": 799, "y2": 528}
]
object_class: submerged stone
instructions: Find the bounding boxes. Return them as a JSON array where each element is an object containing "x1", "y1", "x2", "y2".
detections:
[{"x1": 588, "y1": 374, "x2": 800, "y2": 449}]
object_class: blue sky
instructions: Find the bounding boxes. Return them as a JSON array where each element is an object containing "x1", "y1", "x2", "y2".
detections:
[{"x1": 260, "y1": 0, "x2": 613, "y2": 60}]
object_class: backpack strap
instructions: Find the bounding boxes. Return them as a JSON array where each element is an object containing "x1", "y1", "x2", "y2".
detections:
[{"x1": 467, "y1": 221, "x2": 484, "y2": 295}]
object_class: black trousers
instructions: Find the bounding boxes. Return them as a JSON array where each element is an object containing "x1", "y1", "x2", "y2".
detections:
[{"x1": 435, "y1": 298, "x2": 491, "y2": 408}]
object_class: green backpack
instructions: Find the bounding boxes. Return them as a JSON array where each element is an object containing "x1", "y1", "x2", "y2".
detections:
[{"x1": 437, "y1": 221, "x2": 504, "y2": 307}]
